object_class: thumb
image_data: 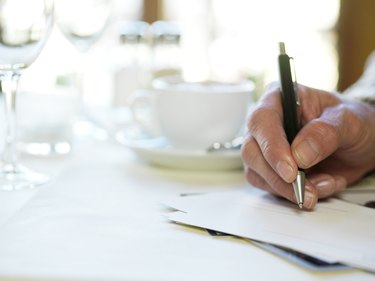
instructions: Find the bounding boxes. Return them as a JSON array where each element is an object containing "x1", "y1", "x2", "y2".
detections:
[{"x1": 291, "y1": 105, "x2": 355, "y2": 169}]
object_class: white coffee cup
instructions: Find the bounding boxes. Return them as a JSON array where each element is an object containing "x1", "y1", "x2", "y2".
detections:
[{"x1": 129, "y1": 77, "x2": 254, "y2": 150}]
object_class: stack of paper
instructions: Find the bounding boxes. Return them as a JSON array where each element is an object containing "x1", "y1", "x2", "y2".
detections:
[{"x1": 164, "y1": 187, "x2": 375, "y2": 272}]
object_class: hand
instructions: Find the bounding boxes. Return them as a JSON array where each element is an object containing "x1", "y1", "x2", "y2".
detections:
[{"x1": 241, "y1": 83, "x2": 375, "y2": 209}]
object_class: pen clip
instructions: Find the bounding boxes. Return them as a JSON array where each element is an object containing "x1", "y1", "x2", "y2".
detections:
[{"x1": 289, "y1": 57, "x2": 300, "y2": 106}]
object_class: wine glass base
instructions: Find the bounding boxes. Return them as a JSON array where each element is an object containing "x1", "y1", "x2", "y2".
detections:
[{"x1": 0, "y1": 163, "x2": 49, "y2": 191}]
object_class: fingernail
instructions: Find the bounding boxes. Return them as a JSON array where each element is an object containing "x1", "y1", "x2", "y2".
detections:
[
  {"x1": 276, "y1": 161, "x2": 294, "y2": 183},
  {"x1": 315, "y1": 179, "x2": 334, "y2": 197},
  {"x1": 294, "y1": 139, "x2": 319, "y2": 167},
  {"x1": 334, "y1": 176, "x2": 347, "y2": 192},
  {"x1": 303, "y1": 186, "x2": 317, "y2": 210}
]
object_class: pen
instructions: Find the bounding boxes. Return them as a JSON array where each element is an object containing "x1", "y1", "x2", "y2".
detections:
[{"x1": 278, "y1": 42, "x2": 305, "y2": 209}]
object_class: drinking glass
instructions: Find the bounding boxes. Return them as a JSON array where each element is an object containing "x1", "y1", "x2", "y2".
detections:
[
  {"x1": 55, "y1": 0, "x2": 111, "y2": 53},
  {"x1": 0, "y1": 0, "x2": 54, "y2": 190},
  {"x1": 55, "y1": 0, "x2": 111, "y2": 111}
]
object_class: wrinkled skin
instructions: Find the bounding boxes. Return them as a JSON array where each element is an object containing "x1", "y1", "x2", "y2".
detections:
[{"x1": 241, "y1": 83, "x2": 375, "y2": 209}]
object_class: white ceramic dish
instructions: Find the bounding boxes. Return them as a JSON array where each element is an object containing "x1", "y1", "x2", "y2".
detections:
[{"x1": 115, "y1": 131, "x2": 243, "y2": 171}]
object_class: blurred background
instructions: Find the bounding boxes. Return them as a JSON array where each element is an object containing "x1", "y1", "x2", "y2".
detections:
[{"x1": 19, "y1": 0, "x2": 375, "y2": 107}]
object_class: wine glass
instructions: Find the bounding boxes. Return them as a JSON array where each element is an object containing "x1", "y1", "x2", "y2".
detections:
[
  {"x1": 55, "y1": 0, "x2": 111, "y2": 53},
  {"x1": 0, "y1": 0, "x2": 54, "y2": 190},
  {"x1": 55, "y1": 0, "x2": 111, "y2": 115}
]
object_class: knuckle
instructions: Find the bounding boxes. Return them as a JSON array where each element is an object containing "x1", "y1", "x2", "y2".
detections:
[
  {"x1": 258, "y1": 137, "x2": 274, "y2": 159},
  {"x1": 264, "y1": 82, "x2": 280, "y2": 94},
  {"x1": 244, "y1": 167, "x2": 265, "y2": 189},
  {"x1": 247, "y1": 107, "x2": 264, "y2": 130},
  {"x1": 268, "y1": 173, "x2": 283, "y2": 191},
  {"x1": 241, "y1": 136, "x2": 259, "y2": 166},
  {"x1": 320, "y1": 104, "x2": 362, "y2": 145},
  {"x1": 317, "y1": 121, "x2": 338, "y2": 140},
  {"x1": 309, "y1": 119, "x2": 339, "y2": 150},
  {"x1": 249, "y1": 107, "x2": 281, "y2": 133},
  {"x1": 336, "y1": 105, "x2": 363, "y2": 139}
]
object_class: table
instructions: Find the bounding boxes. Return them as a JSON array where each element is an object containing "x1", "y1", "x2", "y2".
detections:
[{"x1": 0, "y1": 131, "x2": 374, "y2": 281}]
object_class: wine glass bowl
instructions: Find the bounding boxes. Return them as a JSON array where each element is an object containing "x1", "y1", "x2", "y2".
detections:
[
  {"x1": 0, "y1": 0, "x2": 53, "y2": 70},
  {"x1": 55, "y1": 0, "x2": 111, "y2": 53},
  {"x1": 0, "y1": 0, "x2": 54, "y2": 190}
]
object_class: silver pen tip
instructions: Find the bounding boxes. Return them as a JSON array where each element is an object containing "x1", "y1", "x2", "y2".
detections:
[
  {"x1": 279, "y1": 42, "x2": 286, "y2": 54},
  {"x1": 292, "y1": 171, "x2": 306, "y2": 209},
  {"x1": 298, "y1": 203, "x2": 303, "y2": 209}
]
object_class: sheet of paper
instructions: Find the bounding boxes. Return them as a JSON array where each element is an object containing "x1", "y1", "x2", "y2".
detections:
[
  {"x1": 204, "y1": 228, "x2": 349, "y2": 271},
  {"x1": 164, "y1": 188, "x2": 375, "y2": 272}
]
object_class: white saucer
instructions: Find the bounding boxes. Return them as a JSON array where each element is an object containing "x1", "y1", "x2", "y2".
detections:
[{"x1": 115, "y1": 131, "x2": 243, "y2": 171}]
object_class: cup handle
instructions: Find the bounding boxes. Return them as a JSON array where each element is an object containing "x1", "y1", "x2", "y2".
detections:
[{"x1": 128, "y1": 89, "x2": 161, "y2": 136}]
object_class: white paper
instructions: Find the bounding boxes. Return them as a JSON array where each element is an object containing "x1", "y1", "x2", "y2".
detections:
[{"x1": 164, "y1": 188, "x2": 375, "y2": 272}]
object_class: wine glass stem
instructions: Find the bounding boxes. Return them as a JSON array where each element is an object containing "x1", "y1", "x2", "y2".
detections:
[
  {"x1": 77, "y1": 51, "x2": 89, "y2": 112},
  {"x1": 1, "y1": 71, "x2": 20, "y2": 168}
]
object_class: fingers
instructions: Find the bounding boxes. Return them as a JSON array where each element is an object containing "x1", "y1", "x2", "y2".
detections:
[
  {"x1": 308, "y1": 174, "x2": 347, "y2": 199},
  {"x1": 248, "y1": 85, "x2": 298, "y2": 183},
  {"x1": 241, "y1": 134, "x2": 318, "y2": 209},
  {"x1": 241, "y1": 134, "x2": 296, "y2": 201}
]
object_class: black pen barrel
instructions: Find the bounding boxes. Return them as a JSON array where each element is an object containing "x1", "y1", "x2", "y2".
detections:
[{"x1": 278, "y1": 54, "x2": 300, "y2": 144}]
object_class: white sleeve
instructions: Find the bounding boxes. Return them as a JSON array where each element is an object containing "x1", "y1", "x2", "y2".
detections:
[{"x1": 343, "y1": 51, "x2": 375, "y2": 105}]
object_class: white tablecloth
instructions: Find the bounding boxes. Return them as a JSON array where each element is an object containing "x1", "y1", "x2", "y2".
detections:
[{"x1": 0, "y1": 132, "x2": 374, "y2": 281}]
